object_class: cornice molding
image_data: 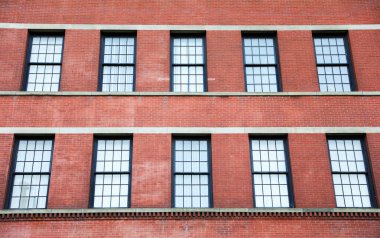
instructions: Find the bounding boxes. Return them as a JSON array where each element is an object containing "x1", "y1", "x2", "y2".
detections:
[{"x1": 1, "y1": 208, "x2": 379, "y2": 221}]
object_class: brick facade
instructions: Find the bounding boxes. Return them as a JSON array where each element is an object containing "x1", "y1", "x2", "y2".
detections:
[
  {"x1": 1, "y1": 215, "x2": 379, "y2": 238},
  {"x1": 0, "y1": 0, "x2": 379, "y2": 237}
]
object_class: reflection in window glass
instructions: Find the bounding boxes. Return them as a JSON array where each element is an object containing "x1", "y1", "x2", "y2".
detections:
[
  {"x1": 92, "y1": 139, "x2": 131, "y2": 208},
  {"x1": 9, "y1": 139, "x2": 53, "y2": 209},
  {"x1": 313, "y1": 36, "x2": 352, "y2": 92},
  {"x1": 26, "y1": 35, "x2": 63, "y2": 92},
  {"x1": 251, "y1": 138, "x2": 292, "y2": 208},
  {"x1": 172, "y1": 36, "x2": 206, "y2": 92},
  {"x1": 173, "y1": 139, "x2": 211, "y2": 208},
  {"x1": 243, "y1": 36, "x2": 279, "y2": 92},
  {"x1": 101, "y1": 36, "x2": 136, "y2": 92},
  {"x1": 328, "y1": 138, "x2": 373, "y2": 207}
]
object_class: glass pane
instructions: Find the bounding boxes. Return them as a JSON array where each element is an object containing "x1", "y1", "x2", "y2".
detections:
[{"x1": 314, "y1": 36, "x2": 351, "y2": 92}]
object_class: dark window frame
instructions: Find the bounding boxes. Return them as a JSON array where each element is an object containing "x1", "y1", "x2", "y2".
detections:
[
  {"x1": 89, "y1": 136, "x2": 133, "y2": 208},
  {"x1": 242, "y1": 32, "x2": 282, "y2": 92},
  {"x1": 312, "y1": 32, "x2": 356, "y2": 92},
  {"x1": 326, "y1": 135, "x2": 377, "y2": 208},
  {"x1": 22, "y1": 31, "x2": 65, "y2": 91},
  {"x1": 249, "y1": 135, "x2": 295, "y2": 208},
  {"x1": 171, "y1": 135, "x2": 213, "y2": 208},
  {"x1": 6, "y1": 135, "x2": 55, "y2": 209},
  {"x1": 170, "y1": 32, "x2": 208, "y2": 92},
  {"x1": 98, "y1": 32, "x2": 137, "y2": 92}
]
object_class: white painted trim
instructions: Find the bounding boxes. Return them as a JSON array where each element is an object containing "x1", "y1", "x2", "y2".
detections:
[
  {"x1": 0, "y1": 127, "x2": 379, "y2": 134},
  {"x1": 0, "y1": 91, "x2": 379, "y2": 97},
  {"x1": 0, "y1": 23, "x2": 380, "y2": 31}
]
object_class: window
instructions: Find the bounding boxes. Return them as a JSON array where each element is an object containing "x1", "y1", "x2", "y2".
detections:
[
  {"x1": 91, "y1": 138, "x2": 132, "y2": 208},
  {"x1": 8, "y1": 138, "x2": 54, "y2": 209},
  {"x1": 171, "y1": 34, "x2": 207, "y2": 92},
  {"x1": 243, "y1": 34, "x2": 280, "y2": 92},
  {"x1": 313, "y1": 34, "x2": 354, "y2": 92},
  {"x1": 24, "y1": 33, "x2": 64, "y2": 92},
  {"x1": 250, "y1": 137, "x2": 293, "y2": 208},
  {"x1": 173, "y1": 138, "x2": 212, "y2": 208},
  {"x1": 328, "y1": 137, "x2": 375, "y2": 208},
  {"x1": 99, "y1": 33, "x2": 136, "y2": 92}
]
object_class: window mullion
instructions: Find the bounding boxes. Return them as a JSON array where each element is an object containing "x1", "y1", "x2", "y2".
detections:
[
  {"x1": 25, "y1": 34, "x2": 64, "y2": 92},
  {"x1": 92, "y1": 138, "x2": 132, "y2": 208},
  {"x1": 243, "y1": 35, "x2": 279, "y2": 93},
  {"x1": 8, "y1": 138, "x2": 54, "y2": 209},
  {"x1": 250, "y1": 138, "x2": 292, "y2": 208},
  {"x1": 313, "y1": 35, "x2": 353, "y2": 92},
  {"x1": 100, "y1": 35, "x2": 136, "y2": 92},
  {"x1": 173, "y1": 138, "x2": 211, "y2": 208},
  {"x1": 171, "y1": 35, "x2": 206, "y2": 92},
  {"x1": 328, "y1": 138, "x2": 373, "y2": 208}
]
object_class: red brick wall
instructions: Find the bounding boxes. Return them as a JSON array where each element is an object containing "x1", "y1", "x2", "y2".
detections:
[
  {"x1": 0, "y1": 134, "x2": 14, "y2": 208},
  {"x1": 48, "y1": 134, "x2": 93, "y2": 208},
  {"x1": 278, "y1": 31, "x2": 319, "y2": 92},
  {"x1": 212, "y1": 134, "x2": 253, "y2": 207},
  {"x1": 289, "y1": 134, "x2": 336, "y2": 208},
  {"x1": 131, "y1": 134, "x2": 172, "y2": 207},
  {"x1": 1, "y1": 1, "x2": 379, "y2": 25},
  {"x1": 60, "y1": 30, "x2": 100, "y2": 91},
  {"x1": 207, "y1": 31, "x2": 245, "y2": 92},
  {"x1": 366, "y1": 134, "x2": 380, "y2": 206},
  {"x1": 135, "y1": 31, "x2": 170, "y2": 92},
  {"x1": 349, "y1": 30, "x2": 380, "y2": 91},
  {"x1": 0, "y1": 29, "x2": 27, "y2": 91},
  {"x1": 1, "y1": 218, "x2": 379, "y2": 237},
  {"x1": 0, "y1": 96, "x2": 378, "y2": 127}
]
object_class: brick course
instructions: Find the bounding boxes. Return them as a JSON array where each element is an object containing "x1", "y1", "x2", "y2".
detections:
[
  {"x1": 1, "y1": 218, "x2": 379, "y2": 238},
  {"x1": 0, "y1": 96, "x2": 378, "y2": 127},
  {"x1": 1, "y1": 0, "x2": 379, "y2": 25}
]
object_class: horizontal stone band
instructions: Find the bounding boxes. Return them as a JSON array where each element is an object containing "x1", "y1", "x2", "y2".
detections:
[
  {"x1": 0, "y1": 91, "x2": 379, "y2": 96},
  {"x1": 1, "y1": 23, "x2": 380, "y2": 31},
  {"x1": 0, "y1": 127, "x2": 380, "y2": 134}
]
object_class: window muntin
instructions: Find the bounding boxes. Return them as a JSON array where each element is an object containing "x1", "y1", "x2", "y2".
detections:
[
  {"x1": 313, "y1": 35, "x2": 353, "y2": 92},
  {"x1": 9, "y1": 139, "x2": 53, "y2": 209},
  {"x1": 173, "y1": 139, "x2": 211, "y2": 208},
  {"x1": 243, "y1": 36, "x2": 280, "y2": 92},
  {"x1": 100, "y1": 35, "x2": 136, "y2": 92},
  {"x1": 328, "y1": 138, "x2": 374, "y2": 208},
  {"x1": 26, "y1": 35, "x2": 64, "y2": 92},
  {"x1": 171, "y1": 36, "x2": 206, "y2": 92},
  {"x1": 92, "y1": 139, "x2": 132, "y2": 208},
  {"x1": 251, "y1": 138, "x2": 292, "y2": 208}
]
